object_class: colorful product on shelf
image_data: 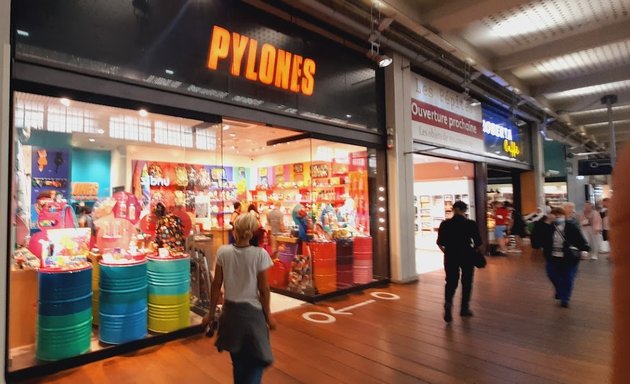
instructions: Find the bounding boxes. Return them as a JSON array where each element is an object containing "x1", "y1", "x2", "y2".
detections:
[
  {"x1": 288, "y1": 253, "x2": 311, "y2": 293},
  {"x1": 37, "y1": 266, "x2": 93, "y2": 361},
  {"x1": 147, "y1": 255, "x2": 190, "y2": 333},
  {"x1": 308, "y1": 241, "x2": 337, "y2": 294},
  {"x1": 88, "y1": 251, "x2": 101, "y2": 325},
  {"x1": 353, "y1": 236, "x2": 373, "y2": 284},
  {"x1": 99, "y1": 260, "x2": 148, "y2": 344}
]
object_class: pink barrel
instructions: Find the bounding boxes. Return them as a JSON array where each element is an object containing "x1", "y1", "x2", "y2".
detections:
[
  {"x1": 278, "y1": 243, "x2": 299, "y2": 267},
  {"x1": 353, "y1": 236, "x2": 372, "y2": 261},
  {"x1": 309, "y1": 242, "x2": 337, "y2": 294},
  {"x1": 353, "y1": 259, "x2": 373, "y2": 284}
]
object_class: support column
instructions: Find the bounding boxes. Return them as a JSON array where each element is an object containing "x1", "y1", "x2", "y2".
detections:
[
  {"x1": 567, "y1": 156, "x2": 588, "y2": 212},
  {"x1": 385, "y1": 53, "x2": 417, "y2": 283},
  {"x1": 1, "y1": 0, "x2": 11, "y2": 381},
  {"x1": 474, "y1": 163, "x2": 489, "y2": 252},
  {"x1": 532, "y1": 123, "x2": 546, "y2": 209},
  {"x1": 602, "y1": 94, "x2": 618, "y2": 168}
]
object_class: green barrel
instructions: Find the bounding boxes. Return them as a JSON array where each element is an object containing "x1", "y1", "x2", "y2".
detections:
[{"x1": 147, "y1": 256, "x2": 190, "y2": 333}]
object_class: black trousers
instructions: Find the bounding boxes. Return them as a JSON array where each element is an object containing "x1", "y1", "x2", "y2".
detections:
[{"x1": 444, "y1": 256, "x2": 474, "y2": 309}]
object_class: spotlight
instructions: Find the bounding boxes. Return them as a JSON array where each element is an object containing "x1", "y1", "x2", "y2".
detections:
[
  {"x1": 366, "y1": 41, "x2": 392, "y2": 68},
  {"x1": 60, "y1": 98, "x2": 71, "y2": 107},
  {"x1": 138, "y1": 109, "x2": 148, "y2": 117}
]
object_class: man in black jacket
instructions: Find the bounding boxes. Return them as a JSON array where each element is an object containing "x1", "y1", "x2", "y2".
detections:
[
  {"x1": 437, "y1": 201, "x2": 482, "y2": 323},
  {"x1": 539, "y1": 207, "x2": 590, "y2": 308}
]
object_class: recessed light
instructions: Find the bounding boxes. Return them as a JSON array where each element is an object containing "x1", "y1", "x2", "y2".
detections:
[
  {"x1": 60, "y1": 98, "x2": 71, "y2": 107},
  {"x1": 222, "y1": 125, "x2": 230, "y2": 131},
  {"x1": 17, "y1": 30, "x2": 29, "y2": 37},
  {"x1": 229, "y1": 133, "x2": 236, "y2": 137},
  {"x1": 88, "y1": 138, "x2": 96, "y2": 143},
  {"x1": 346, "y1": 114, "x2": 352, "y2": 118},
  {"x1": 96, "y1": 129, "x2": 105, "y2": 134},
  {"x1": 165, "y1": 69, "x2": 175, "y2": 75},
  {"x1": 138, "y1": 109, "x2": 148, "y2": 117}
]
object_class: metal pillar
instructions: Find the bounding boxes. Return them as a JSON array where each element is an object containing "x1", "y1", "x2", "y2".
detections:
[{"x1": 601, "y1": 94, "x2": 618, "y2": 166}]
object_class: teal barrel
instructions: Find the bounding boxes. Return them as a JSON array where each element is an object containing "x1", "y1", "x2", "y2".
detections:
[
  {"x1": 147, "y1": 256, "x2": 190, "y2": 333},
  {"x1": 99, "y1": 260, "x2": 148, "y2": 344},
  {"x1": 37, "y1": 266, "x2": 93, "y2": 361}
]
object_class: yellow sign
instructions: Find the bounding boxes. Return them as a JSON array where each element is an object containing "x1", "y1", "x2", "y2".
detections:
[
  {"x1": 207, "y1": 26, "x2": 316, "y2": 96},
  {"x1": 503, "y1": 140, "x2": 521, "y2": 158},
  {"x1": 71, "y1": 182, "x2": 99, "y2": 201}
]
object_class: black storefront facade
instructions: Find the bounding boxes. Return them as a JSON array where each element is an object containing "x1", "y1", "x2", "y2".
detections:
[{"x1": 6, "y1": 1, "x2": 389, "y2": 379}]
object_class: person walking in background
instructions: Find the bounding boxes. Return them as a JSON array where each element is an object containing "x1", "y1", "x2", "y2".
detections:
[
  {"x1": 539, "y1": 207, "x2": 589, "y2": 308},
  {"x1": 247, "y1": 203, "x2": 263, "y2": 247},
  {"x1": 266, "y1": 200, "x2": 285, "y2": 254},
  {"x1": 600, "y1": 198, "x2": 611, "y2": 257},
  {"x1": 505, "y1": 201, "x2": 526, "y2": 253},
  {"x1": 437, "y1": 201, "x2": 483, "y2": 323},
  {"x1": 229, "y1": 202, "x2": 243, "y2": 244},
  {"x1": 204, "y1": 213, "x2": 275, "y2": 384},
  {"x1": 545, "y1": 200, "x2": 554, "y2": 214},
  {"x1": 579, "y1": 201, "x2": 603, "y2": 260},
  {"x1": 493, "y1": 201, "x2": 510, "y2": 255},
  {"x1": 562, "y1": 202, "x2": 578, "y2": 224}
]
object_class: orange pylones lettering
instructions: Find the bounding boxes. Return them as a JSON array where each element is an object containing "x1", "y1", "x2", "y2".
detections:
[
  {"x1": 274, "y1": 50, "x2": 292, "y2": 90},
  {"x1": 245, "y1": 39, "x2": 259, "y2": 81},
  {"x1": 207, "y1": 26, "x2": 231, "y2": 70},
  {"x1": 301, "y1": 58, "x2": 316, "y2": 96},
  {"x1": 259, "y1": 44, "x2": 277, "y2": 85},
  {"x1": 289, "y1": 55, "x2": 304, "y2": 93},
  {"x1": 230, "y1": 33, "x2": 249, "y2": 76}
]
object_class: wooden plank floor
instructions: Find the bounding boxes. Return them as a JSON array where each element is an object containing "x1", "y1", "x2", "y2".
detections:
[{"x1": 19, "y1": 248, "x2": 612, "y2": 384}]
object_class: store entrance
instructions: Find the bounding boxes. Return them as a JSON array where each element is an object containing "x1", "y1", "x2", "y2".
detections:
[{"x1": 413, "y1": 154, "x2": 475, "y2": 274}]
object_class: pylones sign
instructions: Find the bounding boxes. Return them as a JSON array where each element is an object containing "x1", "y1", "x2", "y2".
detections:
[{"x1": 207, "y1": 26, "x2": 317, "y2": 96}]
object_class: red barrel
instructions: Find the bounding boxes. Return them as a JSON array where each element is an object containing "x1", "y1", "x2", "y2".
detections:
[
  {"x1": 336, "y1": 239, "x2": 354, "y2": 287},
  {"x1": 353, "y1": 259, "x2": 373, "y2": 284},
  {"x1": 308, "y1": 242, "x2": 337, "y2": 294},
  {"x1": 353, "y1": 236, "x2": 372, "y2": 261}
]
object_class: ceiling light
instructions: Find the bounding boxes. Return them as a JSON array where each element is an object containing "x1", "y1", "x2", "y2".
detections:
[
  {"x1": 16, "y1": 29, "x2": 29, "y2": 37},
  {"x1": 229, "y1": 133, "x2": 236, "y2": 137},
  {"x1": 138, "y1": 109, "x2": 148, "y2": 117},
  {"x1": 346, "y1": 114, "x2": 352, "y2": 118},
  {"x1": 96, "y1": 129, "x2": 105, "y2": 134},
  {"x1": 165, "y1": 69, "x2": 174, "y2": 75},
  {"x1": 377, "y1": 55, "x2": 392, "y2": 67},
  {"x1": 469, "y1": 99, "x2": 481, "y2": 107},
  {"x1": 230, "y1": 146, "x2": 236, "y2": 150},
  {"x1": 222, "y1": 125, "x2": 230, "y2": 131},
  {"x1": 88, "y1": 138, "x2": 96, "y2": 143},
  {"x1": 60, "y1": 98, "x2": 71, "y2": 107}
]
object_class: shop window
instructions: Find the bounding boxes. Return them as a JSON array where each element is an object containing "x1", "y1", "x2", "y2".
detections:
[{"x1": 8, "y1": 91, "x2": 387, "y2": 373}]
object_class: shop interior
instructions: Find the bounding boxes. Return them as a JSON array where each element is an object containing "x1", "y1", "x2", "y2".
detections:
[
  {"x1": 413, "y1": 154, "x2": 475, "y2": 274},
  {"x1": 10, "y1": 92, "x2": 381, "y2": 370}
]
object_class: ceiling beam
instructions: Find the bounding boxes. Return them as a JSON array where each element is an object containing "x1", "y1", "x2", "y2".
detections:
[
  {"x1": 423, "y1": 0, "x2": 532, "y2": 32},
  {"x1": 552, "y1": 90, "x2": 630, "y2": 115},
  {"x1": 533, "y1": 66, "x2": 630, "y2": 97},
  {"x1": 495, "y1": 20, "x2": 630, "y2": 71},
  {"x1": 571, "y1": 109, "x2": 630, "y2": 126}
]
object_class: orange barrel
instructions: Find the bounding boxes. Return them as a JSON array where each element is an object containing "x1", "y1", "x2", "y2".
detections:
[
  {"x1": 353, "y1": 237, "x2": 373, "y2": 284},
  {"x1": 309, "y1": 241, "x2": 337, "y2": 294},
  {"x1": 336, "y1": 238, "x2": 354, "y2": 287}
]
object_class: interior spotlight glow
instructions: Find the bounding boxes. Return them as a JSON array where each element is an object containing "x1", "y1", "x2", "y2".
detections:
[
  {"x1": 17, "y1": 30, "x2": 29, "y2": 37},
  {"x1": 378, "y1": 186, "x2": 385, "y2": 192},
  {"x1": 88, "y1": 138, "x2": 96, "y2": 143},
  {"x1": 60, "y1": 98, "x2": 71, "y2": 107},
  {"x1": 222, "y1": 125, "x2": 231, "y2": 131},
  {"x1": 139, "y1": 109, "x2": 148, "y2": 117},
  {"x1": 378, "y1": 55, "x2": 393, "y2": 67},
  {"x1": 378, "y1": 196, "x2": 385, "y2": 202},
  {"x1": 165, "y1": 69, "x2": 175, "y2": 75},
  {"x1": 346, "y1": 114, "x2": 352, "y2": 118},
  {"x1": 96, "y1": 129, "x2": 105, "y2": 134},
  {"x1": 379, "y1": 207, "x2": 385, "y2": 212}
]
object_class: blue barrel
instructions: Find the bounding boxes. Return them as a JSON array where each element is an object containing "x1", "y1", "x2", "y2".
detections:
[
  {"x1": 147, "y1": 256, "x2": 190, "y2": 333},
  {"x1": 37, "y1": 267, "x2": 93, "y2": 361},
  {"x1": 99, "y1": 261, "x2": 148, "y2": 344}
]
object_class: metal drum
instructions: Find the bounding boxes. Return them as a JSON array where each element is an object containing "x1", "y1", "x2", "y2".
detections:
[
  {"x1": 147, "y1": 256, "x2": 190, "y2": 333},
  {"x1": 99, "y1": 260, "x2": 147, "y2": 344},
  {"x1": 37, "y1": 266, "x2": 93, "y2": 361},
  {"x1": 335, "y1": 238, "x2": 354, "y2": 287},
  {"x1": 353, "y1": 237, "x2": 373, "y2": 284},
  {"x1": 309, "y1": 241, "x2": 337, "y2": 294}
]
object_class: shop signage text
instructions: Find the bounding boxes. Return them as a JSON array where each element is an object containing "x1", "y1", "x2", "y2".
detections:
[
  {"x1": 141, "y1": 176, "x2": 171, "y2": 187},
  {"x1": 483, "y1": 119, "x2": 520, "y2": 158},
  {"x1": 207, "y1": 26, "x2": 316, "y2": 96},
  {"x1": 409, "y1": 75, "x2": 484, "y2": 154},
  {"x1": 71, "y1": 182, "x2": 99, "y2": 201}
]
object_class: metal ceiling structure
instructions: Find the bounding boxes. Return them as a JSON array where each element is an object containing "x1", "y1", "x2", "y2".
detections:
[{"x1": 251, "y1": 0, "x2": 630, "y2": 156}]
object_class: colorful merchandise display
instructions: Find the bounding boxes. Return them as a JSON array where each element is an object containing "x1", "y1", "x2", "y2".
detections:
[
  {"x1": 37, "y1": 266, "x2": 93, "y2": 361},
  {"x1": 147, "y1": 254, "x2": 191, "y2": 333}
]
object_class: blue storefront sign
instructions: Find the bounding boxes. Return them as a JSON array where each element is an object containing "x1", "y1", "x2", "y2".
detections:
[{"x1": 482, "y1": 106, "x2": 527, "y2": 162}]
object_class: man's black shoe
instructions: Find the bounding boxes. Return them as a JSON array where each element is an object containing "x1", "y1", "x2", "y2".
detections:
[
  {"x1": 460, "y1": 309, "x2": 474, "y2": 317},
  {"x1": 444, "y1": 303, "x2": 453, "y2": 323}
]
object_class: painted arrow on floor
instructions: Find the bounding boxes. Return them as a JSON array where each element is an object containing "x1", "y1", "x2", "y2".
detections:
[{"x1": 328, "y1": 299, "x2": 376, "y2": 315}]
